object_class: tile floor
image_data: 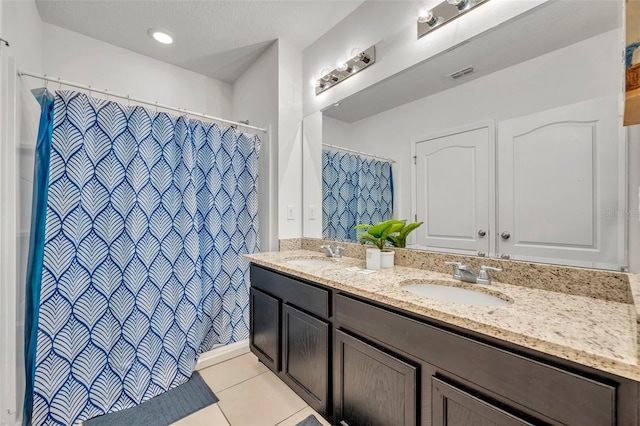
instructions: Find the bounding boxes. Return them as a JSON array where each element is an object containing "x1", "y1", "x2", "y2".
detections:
[{"x1": 172, "y1": 353, "x2": 331, "y2": 426}]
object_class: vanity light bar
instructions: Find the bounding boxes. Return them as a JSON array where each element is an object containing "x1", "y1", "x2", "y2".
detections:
[
  {"x1": 315, "y1": 46, "x2": 376, "y2": 96},
  {"x1": 417, "y1": 0, "x2": 489, "y2": 39}
]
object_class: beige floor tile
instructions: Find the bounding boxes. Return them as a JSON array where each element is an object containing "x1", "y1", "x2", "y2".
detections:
[
  {"x1": 171, "y1": 403, "x2": 230, "y2": 426},
  {"x1": 217, "y1": 371, "x2": 307, "y2": 426},
  {"x1": 199, "y1": 353, "x2": 268, "y2": 393},
  {"x1": 275, "y1": 406, "x2": 331, "y2": 426}
]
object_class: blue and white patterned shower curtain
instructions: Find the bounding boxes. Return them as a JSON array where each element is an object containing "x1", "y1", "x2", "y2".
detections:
[
  {"x1": 24, "y1": 91, "x2": 260, "y2": 426},
  {"x1": 322, "y1": 150, "x2": 393, "y2": 241}
]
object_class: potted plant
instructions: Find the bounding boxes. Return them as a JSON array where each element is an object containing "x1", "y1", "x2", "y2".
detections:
[
  {"x1": 386, "y1": 221, "x2": 423, "y2": 248},
  {"x1": 355, "y1": 219, "x2": 404, "y2": 268}
]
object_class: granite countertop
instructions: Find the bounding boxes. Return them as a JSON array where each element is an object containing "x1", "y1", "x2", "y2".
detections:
[{"x1": 245, "y1": 249, "x2": 640, "y2": 381}]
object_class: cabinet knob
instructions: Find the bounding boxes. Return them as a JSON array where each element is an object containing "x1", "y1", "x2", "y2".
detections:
[
  {"x1": 477, "y1": 229, "x2": 486, "y2": 237},
  {"x1": 477, "y1": 251, "x2": 486, "y2": 257},
  {"x1": 501, "y1": 253, "x2": 510, "y2": 259},
  {"x1": 500, "y1": 231, "x2": 511, "y2": 240}
]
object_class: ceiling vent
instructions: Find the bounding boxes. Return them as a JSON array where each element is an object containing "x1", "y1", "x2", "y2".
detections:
[{"x1": 448, "y1": 66, "x2": 474, "y2": 80}]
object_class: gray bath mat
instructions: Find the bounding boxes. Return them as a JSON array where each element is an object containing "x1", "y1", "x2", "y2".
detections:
[
  {"x1": 296, "y1": 415, "x2": 324, "y2": 426},
  {"x1": 84, "y1": 371, "x2": 218, "y2": 426}
]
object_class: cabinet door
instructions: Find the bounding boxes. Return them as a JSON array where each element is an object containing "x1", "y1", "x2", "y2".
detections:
[
  {"x1": 497, "y1": 96, "x2": 622, "y2": 269},
  {"x1": 282, "y1": 304, "x2": 329, "y2": 414},
  {"x1": 415, "y1": 126, "x2": 491, "y2": 256},
  {"x1": 432, "y1": 377, "x2": 534, "y2": 426},
  {"x1": 335, "y1": 330, "x2": 417, "y2": 426},
  {"x1": 250, "y1": 288, "x2": 280, "y2": 372}
]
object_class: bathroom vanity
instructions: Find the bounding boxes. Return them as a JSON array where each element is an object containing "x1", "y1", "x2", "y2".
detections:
[{"x1": 246, "y1": 249, "x2": 640, "y2": 426}]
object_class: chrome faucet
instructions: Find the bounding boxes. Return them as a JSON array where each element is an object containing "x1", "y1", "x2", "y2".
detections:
[
  {"x1": 444, "y1": 262, "x2": 502, "y2": 285},
  {"x1": 320, "y1": 244, "x2": 344, "y2": 258}
]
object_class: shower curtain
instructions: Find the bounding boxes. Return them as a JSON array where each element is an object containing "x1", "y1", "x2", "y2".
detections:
[
  {"x1": 322, "y1": 149, "x2": 393, "y2": 242},
  {"x1": 23, "y1": 90, "x2": 260, "y2": 426}
]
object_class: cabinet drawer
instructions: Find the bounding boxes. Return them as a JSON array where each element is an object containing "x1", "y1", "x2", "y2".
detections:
[
  {"x1": 251, "y1": 265, "x2": 330, "y2": 318},
  {"x1": 335, "y1": 293, "x2": 615, "y2": 426}
]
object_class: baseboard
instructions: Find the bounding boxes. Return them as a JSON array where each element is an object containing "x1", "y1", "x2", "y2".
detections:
[{"x1": 195, "y1": 339, "x2": 250, "y2": 370}]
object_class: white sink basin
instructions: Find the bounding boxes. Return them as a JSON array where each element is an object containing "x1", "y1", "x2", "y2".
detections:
[
  {"x1": 403, "y1": 283, "x2": 511, "y2": 307},
  {"x1": 287, "y1": 259, "x2": 336, "y2": 266}
]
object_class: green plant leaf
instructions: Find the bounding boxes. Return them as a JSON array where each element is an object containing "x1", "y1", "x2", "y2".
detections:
[
  {"x1": 399, "y1": 221, "x2": 423, "y2": 238},
  {"x1": 387, "y1": 235, "x2": 401, "y2": 247}
]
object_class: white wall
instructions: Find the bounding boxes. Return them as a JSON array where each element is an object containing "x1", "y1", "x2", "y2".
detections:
[
  {"x1": 232, "y1": 42, "x2": 279, "y2": 251},
  {"x1": 303, "y1": 0, "x2": 547, "y2": 115},
  {"x1": 302, "y1": 111, "x2": 323, "y2": 237},
  {"x1": 278, "y1": 40, "x2": 304, "y2": 239},
  {"x1": 42, "y1": 24, "x2": 232, "y2": 117},
  {"x1": 323, "y1": 116, "x2": 352, "y2": 147}
]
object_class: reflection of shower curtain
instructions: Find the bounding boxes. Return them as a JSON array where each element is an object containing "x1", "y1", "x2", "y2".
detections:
[
  {"x1": 24, "y1": 91, "x2": 260, "y2": 426},
  {"x1": 322, "y1": 150, "x2": 393, "y2": 241}
]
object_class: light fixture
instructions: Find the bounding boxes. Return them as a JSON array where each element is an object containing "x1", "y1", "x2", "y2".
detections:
[
  {"x1": 314, "y1": 46, "x2": 375, "y2": 96},
  {"x1": 417, "y1": 0, "x2": 487, "y2": 39},
  {"x1": 148, "y1": 28, "x2": 174, "y2": 45}
]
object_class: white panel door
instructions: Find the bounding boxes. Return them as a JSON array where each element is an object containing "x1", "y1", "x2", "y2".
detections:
[
  {"x1": 415, "y1": 127, "x2": 490, "y2": 255},
  {"x1": 497, "y1": 96, "x2": 621, "y2": 268}
]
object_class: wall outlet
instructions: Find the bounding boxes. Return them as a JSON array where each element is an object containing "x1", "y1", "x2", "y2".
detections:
[
  {"x1": 309, "y1": 205, "x2": 316, "y2": 220},
  {"x1": 287, "y1": 205, "x2": 295, "y2": 220}
]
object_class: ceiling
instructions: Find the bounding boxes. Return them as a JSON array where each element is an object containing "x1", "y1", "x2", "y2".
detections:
[
  {"x1": 35, "y1": 0, "x2": 365, "y2": 83},
  {"x1": 324, "y1": 0, "x2": 622, "y2": 123}
]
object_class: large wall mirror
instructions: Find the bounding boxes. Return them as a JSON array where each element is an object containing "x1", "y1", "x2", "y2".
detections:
[{"x1": 302, "y1": 0, "x2": 629, "y2": 271}]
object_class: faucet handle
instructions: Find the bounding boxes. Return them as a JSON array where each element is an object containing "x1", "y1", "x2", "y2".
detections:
[
  {"x1": 444, "y1": 261, "x2": 463, "y2": 280},
  {"x1": 477, "y1": 265, "x2": 502, "y2": 285},
  {"x1": 334, "y1": 246, "x2": 345, "y2": 258},
  {"x1": 320, "y1": 244, "x2": 334, "y2": 257}
]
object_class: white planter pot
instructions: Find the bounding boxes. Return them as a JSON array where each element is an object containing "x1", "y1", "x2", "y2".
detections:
[
  {"x1": 365, "y1": 248, "x2": 381, "y2": 270},
  {"x1": 380, "y1": 250, "x2": 395, "y2": 268}
]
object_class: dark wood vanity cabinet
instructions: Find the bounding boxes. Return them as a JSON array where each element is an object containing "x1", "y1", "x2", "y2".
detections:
[
  {"x1": 250, "y1": 265, "x2": 331, "y2": 414},
  {"x1": 249, "y1": 264, "x2": 639, "y2": 426}
]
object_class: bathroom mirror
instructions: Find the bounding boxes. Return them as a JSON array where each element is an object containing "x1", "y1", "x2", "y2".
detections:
[{"x1": 302, "y1": 0, "x2": 628, "y2": 271}]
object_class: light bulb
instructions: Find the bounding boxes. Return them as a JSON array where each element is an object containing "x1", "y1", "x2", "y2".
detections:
[
  {"x1": 447, "y1": 0, "x2": 468, "y2": 10},
  {"x1": 348, "y1": 65, "x2": 360, "y2": 74},
  {"x1": 148, "y1": 28, "x2": 174, "y2": 44},
  {"x1": 418, "y1": 9, "x2": 438, "y2": 26},
  {"x1": 320, "y1": 68, "x2": 332, "y2": 81},
  {"x1": 350, "y1": 47, "x2": 362, "y2": 59},
  {"x1": 336, "y1": 60, "x2": 349, "y2": 72}
]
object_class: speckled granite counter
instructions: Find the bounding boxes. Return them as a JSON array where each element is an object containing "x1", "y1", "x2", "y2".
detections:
[{"x1": 245, "y1": 249, "x2": 640, "y2": 381}]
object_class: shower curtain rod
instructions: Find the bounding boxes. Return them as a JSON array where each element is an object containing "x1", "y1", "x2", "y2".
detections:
[
  {"x1": 322, "y1": 143, "x2": 396, "y2": 163},
  {"x1": 17, "y1": 69, "x2": 268, "y2": 134}
]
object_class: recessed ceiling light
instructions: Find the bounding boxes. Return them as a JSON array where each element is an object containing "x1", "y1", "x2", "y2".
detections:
[{"x1": 148, "y1": 28, "x2": 174, "y2": 45}]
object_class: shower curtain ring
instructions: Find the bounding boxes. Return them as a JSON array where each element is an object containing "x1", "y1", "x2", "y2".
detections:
[
  {"x1": 44, "y1": 75, "x2": 48, "y2": 90},
  {"x1": 105, "y1": 89, "x2": 109, "y2": 102},
  {"x1": 88, "y1": 85, "x2": 92, "y2": 97},
  {"x1": 127, "y1": 95, "x2": 131, "y2": 107},
  {"x1": 57, "y1": 77, "x2": 62, "y2": 90},
  {"x1": 155, "y1": 101, "x2": 158, "y2": 112}
]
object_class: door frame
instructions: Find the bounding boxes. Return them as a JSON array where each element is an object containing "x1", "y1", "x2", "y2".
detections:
[{"x1": 410, "y1": 120, "x2": 496, "y2": 256}]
